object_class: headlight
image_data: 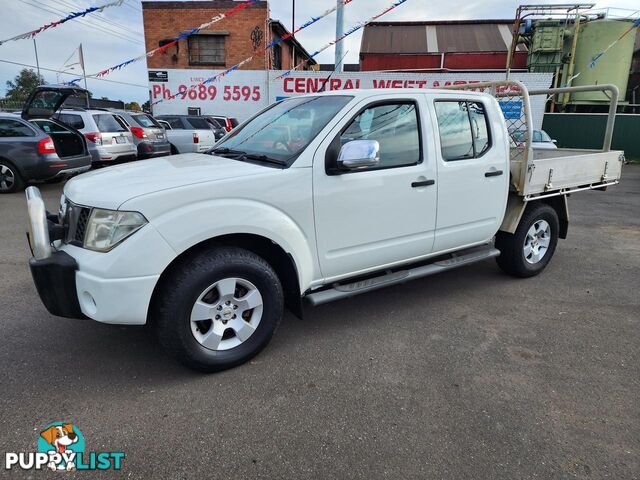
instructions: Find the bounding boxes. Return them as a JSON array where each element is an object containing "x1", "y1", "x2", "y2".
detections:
[{"x1": 83, "y1": 208, "x2": 147, "y2": 252}]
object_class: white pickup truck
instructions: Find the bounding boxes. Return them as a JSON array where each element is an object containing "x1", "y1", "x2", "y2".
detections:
[
  {"x1": 155, "y1": 115, "x2": 219, "y2": 154},
  {"x1": 26, "y1": 82, "x2": 624, "y2": 372}
]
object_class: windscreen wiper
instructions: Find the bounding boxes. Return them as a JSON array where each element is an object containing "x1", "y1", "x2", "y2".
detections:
[
  {"x1": 241, "y1": 153, "x2": 287, "y2": 167},
  {"x1": 210, "y1": 147, "x2": 246, "y2": 156}
]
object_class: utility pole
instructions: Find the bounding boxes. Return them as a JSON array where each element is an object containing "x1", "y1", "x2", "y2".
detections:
[
  {"x1": 335, "y1": 0, "x2": 345, "y2": 72},
  {"x1": 291, "y1": 0, "x2": 296, "y2": 69},
  {"x1": 33, "y1": 38, "x2": 41, "y2": 80}
]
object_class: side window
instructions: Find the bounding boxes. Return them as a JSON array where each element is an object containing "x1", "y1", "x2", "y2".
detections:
[
  {"x1": 0, "y1": 119, "x2": 36, "y2": 137},
  {"x1": 58, "y1": 114, "x2": 85, "y2": 130},
  {"x1": 340, "y1": 102, "x2": 421, "y2": 169},
  {"x1": 435, "y1": 101, "x2": 491, "y2": 161},
  {"x1": 166, "y1": 118, "x2": 183, "y2": 129}
]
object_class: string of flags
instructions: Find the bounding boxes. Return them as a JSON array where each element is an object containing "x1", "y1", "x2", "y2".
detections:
[
  {"x1": 153, "y1": 0, "x2": 362, "y2": 105},
  {"x1": 274, "y1": 0, "x2": 408, "y2": 80},
  {"x1": 0, "y1": 0, "x2": 124, "y2": 46},
  {"x1": 66, "y1": 0, "x2": 260, "y2": 83}
]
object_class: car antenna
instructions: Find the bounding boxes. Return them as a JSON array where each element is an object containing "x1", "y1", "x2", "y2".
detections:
[{"x1": 319, "y1": 50, "x2": 349, "y2": 93}]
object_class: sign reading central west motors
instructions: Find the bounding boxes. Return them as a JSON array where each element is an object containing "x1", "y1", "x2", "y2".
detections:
[{"x1": 150, "y1": 69, "x2": 553, "y2": 128}]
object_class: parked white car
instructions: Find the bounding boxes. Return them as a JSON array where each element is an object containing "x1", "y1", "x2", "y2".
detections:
[
  {"x1": 512, "y1": 129, "x2": 558, "y2": 149},
  {"x1": 25, "y1": 83, "x2": 624, "y2": 372}
]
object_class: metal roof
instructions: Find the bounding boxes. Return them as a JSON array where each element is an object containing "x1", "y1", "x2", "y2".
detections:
[{"x1": 361, "y1": 21, "x2": 527, "y2": 55}]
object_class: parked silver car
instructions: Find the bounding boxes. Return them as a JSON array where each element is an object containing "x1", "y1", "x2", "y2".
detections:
[
  {"x1": 110, "y1": 110, "x2": 171, "y2": 159},
  {"x1": 55, "y1": 108, "x2": 137, "y2": 163}
]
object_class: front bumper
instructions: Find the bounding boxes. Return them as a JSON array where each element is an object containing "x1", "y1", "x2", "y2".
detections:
[
  {"x1": 29, "y1": 251, "x2": 85, "y2": 318},
  {"x1": 25, "y1": 187, "x2": 175, "y2": 324}
]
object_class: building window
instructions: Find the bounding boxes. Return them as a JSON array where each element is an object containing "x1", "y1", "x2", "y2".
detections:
[
  {"x1": 188, "y1": 35, "x2": 225, "y2": 66},
  {"x1": 272, "y1": 43, "x2": 282, "y2": 70}
]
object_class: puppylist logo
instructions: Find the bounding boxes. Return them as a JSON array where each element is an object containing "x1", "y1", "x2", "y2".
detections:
[{"x1": 5, "y1": 422, "x2": 125, "y2": 472}]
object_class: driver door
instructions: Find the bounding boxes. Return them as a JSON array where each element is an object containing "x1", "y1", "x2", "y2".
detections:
[{"x1": 313, "y1": 94, "x2": 438, "y2": 281}]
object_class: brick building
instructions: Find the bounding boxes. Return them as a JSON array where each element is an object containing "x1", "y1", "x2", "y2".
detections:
[{"x1": 142, "y1": 0, "x2": 315, "y2": 71}]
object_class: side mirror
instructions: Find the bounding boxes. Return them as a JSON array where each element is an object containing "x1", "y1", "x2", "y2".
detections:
[
  {"x1": 337, "y1": 140, "x2": 380, "y2": 170},
  {"x1": 552, "y1": 139, "x2": 558, "y2": 144}
]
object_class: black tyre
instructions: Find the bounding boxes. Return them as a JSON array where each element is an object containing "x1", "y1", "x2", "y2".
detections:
[
  {"x1": 170, "y1": 144, "x2": 178, "y2": 155},
  {"x1": 0, "y1": 160, "x2": 25, "y2": 193},
  {"x1": 153, "y1": 246, "x2": 284, "y2": 372},
  {"x1": 495, "y1": 203, "x2": 559, "y2": 278}
]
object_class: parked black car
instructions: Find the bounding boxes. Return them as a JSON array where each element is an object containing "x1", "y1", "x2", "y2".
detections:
[{"x1": 0, "y1": 85, "x2": 92, "y2": 193}]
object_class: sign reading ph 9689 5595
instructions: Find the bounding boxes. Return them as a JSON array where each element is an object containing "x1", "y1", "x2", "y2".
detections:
[{"x1": 150, "y1": 69, "x2": 267, "y2": 121}]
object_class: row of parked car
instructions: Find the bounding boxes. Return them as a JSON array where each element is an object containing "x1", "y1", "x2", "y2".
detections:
[{"x1": 0, "y1": 85, "x2": 238, "y2": 193}]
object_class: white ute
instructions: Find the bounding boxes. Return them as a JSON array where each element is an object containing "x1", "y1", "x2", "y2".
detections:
[{"x1": 26, "y1": 82, "x2": 624, "y2": 372}]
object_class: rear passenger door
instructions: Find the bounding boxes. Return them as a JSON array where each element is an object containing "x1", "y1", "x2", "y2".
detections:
[{"x1": 430, "y1": 96, "x2": 509, "y2": 252}]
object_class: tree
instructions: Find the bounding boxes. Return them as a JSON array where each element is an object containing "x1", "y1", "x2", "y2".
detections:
[
  {"x1": 141, "y1": 100, "x2": 150, "y2": 112},
  {"x1": 5, "y1": 69, "x2": 45, "y2": 100},
  {"x1": 125, "y1": 101, "x2": 141, "y2": 111}
]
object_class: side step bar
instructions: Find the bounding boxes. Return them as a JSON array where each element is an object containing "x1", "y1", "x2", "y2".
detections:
[{"x1": 306, "y1": 246, "x2": 500, "y2": 306}]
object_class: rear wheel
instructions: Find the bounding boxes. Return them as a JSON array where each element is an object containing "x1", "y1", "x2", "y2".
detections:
[
  {"x1": 0, "y1": 161, "x2": 24, "y2": 193},
  {"x1": 153, "y1": 247, "x2": 284, "y2": 372},
  {"x1": 495, "y1": 203, "x2": 559, "y2": 278}
]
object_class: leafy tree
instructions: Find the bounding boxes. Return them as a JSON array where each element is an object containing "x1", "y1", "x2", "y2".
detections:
[
  {"x1": 141, "y1": 100, "x2": 150, "y2": 112},
  {"x1": 125, "y1": 101, "x2": 141, "y2": 111},
  {"x1": 5, "y1": 69, "x2": 45, "y2": 100}
]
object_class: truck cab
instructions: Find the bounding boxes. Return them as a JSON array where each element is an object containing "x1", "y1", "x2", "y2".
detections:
[{"x1": 25, "y1": 84, "x2": 624, "y2": 372}]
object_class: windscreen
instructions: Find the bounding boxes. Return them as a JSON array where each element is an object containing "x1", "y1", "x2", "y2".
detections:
[
  {"x1": 92, "y1": 114, "x2": 127, "y2": 133},
  {"x1": 215, "y1": 95, "x2": 353, "y2": 163},
  {"x1": 133, "y1": 114, "x2": 161, "y2": 128}
]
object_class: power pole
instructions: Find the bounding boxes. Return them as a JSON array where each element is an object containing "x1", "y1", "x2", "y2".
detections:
[
  {"x1": 291, "y1": 0, "x2": 296, "y2": 69},
  {"x1": 335, "y1": 0, "x2": 345, "y2": 72}
]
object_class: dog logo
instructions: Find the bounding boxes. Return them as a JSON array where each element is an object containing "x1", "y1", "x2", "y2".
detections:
[
  {"x1": 4, "y1": 421, "x2": 124, "y2": 471},
  {"x1": 38, "y1": 422, "x2": 83, "y2": 471}
]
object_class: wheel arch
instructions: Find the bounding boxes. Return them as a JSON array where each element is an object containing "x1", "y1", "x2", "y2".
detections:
[
  {"x1": 149, "y1": 233, "x2": 303, "y2": 323},
  {"x1": 499, "y1": 193, "x2": 568, "y2": 239}
]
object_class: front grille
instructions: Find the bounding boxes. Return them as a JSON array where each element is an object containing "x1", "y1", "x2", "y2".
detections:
[
  {"x1": 62, "y1": 202, "x2": 91, "y2": 245},
  {"x1": 74, "y1": 208, "x2": 90, "y2": 243}
]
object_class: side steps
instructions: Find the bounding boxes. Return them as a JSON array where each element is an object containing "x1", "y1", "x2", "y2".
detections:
[{"x1": 306, "y1": 245, "x2": 500, "y2": 306}]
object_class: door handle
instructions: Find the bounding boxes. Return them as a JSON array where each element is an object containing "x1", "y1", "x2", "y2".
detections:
[
  {"x1": 485, "y1": 170, "x2": 503, "y2": 177},
  {"x1": 411, "y1": 179, "x2": 435, "y2": 188}
]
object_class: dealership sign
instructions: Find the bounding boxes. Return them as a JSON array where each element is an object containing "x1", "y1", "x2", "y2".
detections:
[{"x1": 150, "y1": 69, "x2": 552, "y2": 127}]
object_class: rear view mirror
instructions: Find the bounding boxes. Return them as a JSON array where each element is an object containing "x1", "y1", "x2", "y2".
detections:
[{"x1": 337, "y1": 140, "x2": 380, "y2": 170}]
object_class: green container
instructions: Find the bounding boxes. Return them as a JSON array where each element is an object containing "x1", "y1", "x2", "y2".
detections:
[{"x1": 570, "y1": 20, "x2": 636, "y2": 103}]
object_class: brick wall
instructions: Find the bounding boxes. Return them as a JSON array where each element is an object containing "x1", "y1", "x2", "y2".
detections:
[{"x1": 143, "y1": 1, "x2": 270, "y2": 70}]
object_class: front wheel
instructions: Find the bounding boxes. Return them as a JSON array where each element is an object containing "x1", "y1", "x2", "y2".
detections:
[
  {"x1": 495, "y1": 203, "x2": 559, "y2": 278},
  {"x1": 153, "y1": 247, "x2": 284, "y2": 372}
]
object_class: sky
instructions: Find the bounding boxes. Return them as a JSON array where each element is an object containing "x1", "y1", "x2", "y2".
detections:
[{"x1": 0, "y1": 0, "x2": 638, "y2": 103}]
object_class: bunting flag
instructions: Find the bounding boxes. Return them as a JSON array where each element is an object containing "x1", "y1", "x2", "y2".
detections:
[
  {"x1": 589, "y1": 17, "x2": 640, "y2": 69},
  {"x1": 65, "y1": 0, "x2": 260, "y2": 83},
  {"x1": 153, "y1": 0, "x2": 359, "y2": 105},
  {"x1": 0, "y1": 0, "x2": 124, "y2": 46},
  {"x1": 274, "y1": 0, "x2": 408, "y2": 81}
]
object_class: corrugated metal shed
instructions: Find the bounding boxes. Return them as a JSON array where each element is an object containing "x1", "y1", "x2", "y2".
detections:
[{"x1": 361, "y1": 21, "x2": 527, "y2": 55}]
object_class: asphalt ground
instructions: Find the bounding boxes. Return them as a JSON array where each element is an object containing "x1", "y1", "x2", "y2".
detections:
[{"x1": 0, "y1": 166, "x2": 638, "y2": 479}]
